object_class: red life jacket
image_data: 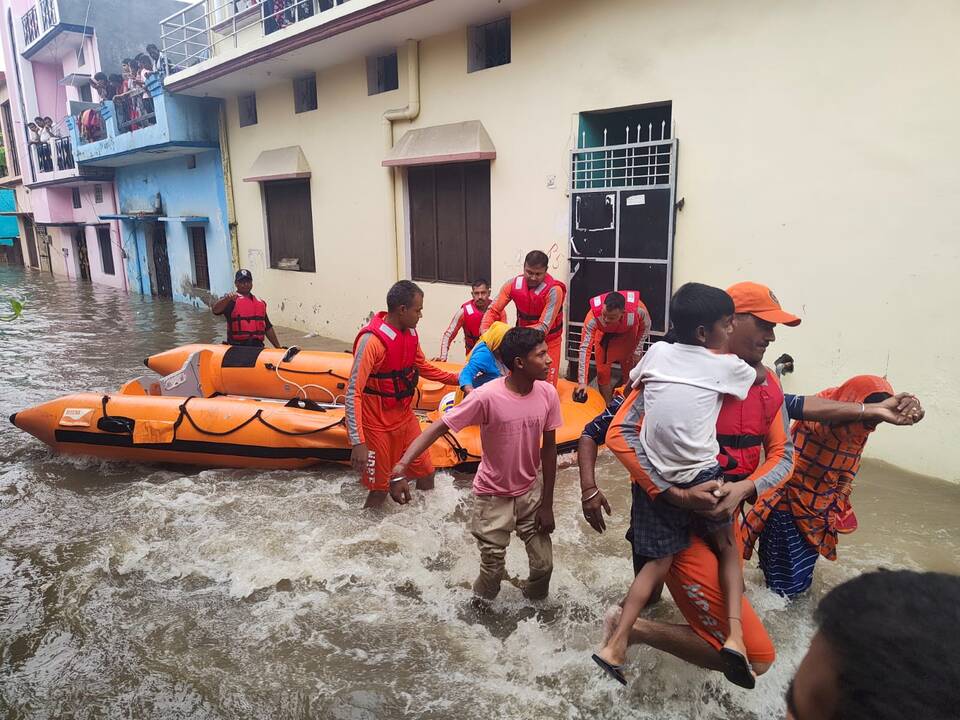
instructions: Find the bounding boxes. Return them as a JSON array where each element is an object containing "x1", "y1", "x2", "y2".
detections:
[
  {"x1": 509, "y1": 273, "x2": 566, "y2": 338},
  {"x1": 353, "y1": 312, "x2": 420, "y2": 410},
  {"x1": 714, "y1": 368, "x2": 784, "y2": 479},
  {"x1": 228, "y1": 294, "x2": 267, "y2": 343},
  {"x1": 461, "y1": 300, "x2": 484, "y2": 349},
  {"x1": 588, "y1": 290, "x2": 645, "y2": 335}
]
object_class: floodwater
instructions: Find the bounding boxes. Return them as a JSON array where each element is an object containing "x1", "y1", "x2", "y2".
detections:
[{"x1": 1, "y1": 266, "x2": 958, "y2": 719}]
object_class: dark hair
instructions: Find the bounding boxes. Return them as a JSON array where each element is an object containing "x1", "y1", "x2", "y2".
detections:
[
  {"x1": 386, "y1": 280, "x2": 423, "y2": 311},
  {"x1": 814, "y1": 570, "x2": 960, "y2": 720},
  {"x1": 136, "y1": 54, "x2": 153, "y2": 70},
  {"x1": 863, "y1": 391, "x2": 892, "y2": 404},
  {"x1": 471, "y1": 278, "x2": 490, "y2": 290},
  {"x1": 669, "y1": 282, "x2": 734, "y2": 344},
  {"x1": 499, "y1": 327, "x2": 545, "y2": 372},
  {"x1": 122, "y1": 57, "x2": 133, "y2": 67},
  {"x1": 524, "y1": 250, "x2": 549, "y2": 269},
  {"x1": 604, "y1": 291, "x2": 626, "y2": 312},
  {"x1": 109, "y1": 73, "x2": 122, "y2": 83},
  {"x1": 146, "y1": 44, "x2": 159, "y2": 53},
  {"x1": 93, "y1": 72, "x2": 108, "y2": 82}
]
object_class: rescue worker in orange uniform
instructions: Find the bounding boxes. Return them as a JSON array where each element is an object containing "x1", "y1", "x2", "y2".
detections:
[
  {"x1": 435, "y1": 279, "x2": 505, "y2": 362},
  {"x1": 347, "y1": 280, "x2": 459, "y2": 508},
  {"x1": 211, "y1": 269, "x2": 282, "y2": 348},
  {"x1": 481, "y1": 250, "x2": 566, "y2": 386},
  {"x1": 600, "y1": 281, "x2": 801, "y2": 683},
  {"x1": 575, "y1": 290, "x2": 651, "y2": 404}
]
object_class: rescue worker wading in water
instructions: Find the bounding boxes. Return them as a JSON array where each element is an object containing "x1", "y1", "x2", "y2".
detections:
[
  {"x1": 211, "y1": 269, "x2": 282, "y2": 348},
  {"x1": 481, "y1": 250, "x2": 566, "y2": 386},
  {"x1": 347, "y1": 280, "x2": 460, "y2": 509}
]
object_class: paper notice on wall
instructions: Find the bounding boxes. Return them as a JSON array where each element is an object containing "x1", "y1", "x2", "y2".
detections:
[
  {"x1": 59, "y1": 408, "x2": 94, "y2": 427},
  {"x1": 626, "y1": 194, "x2": 646, "y2": 206}
]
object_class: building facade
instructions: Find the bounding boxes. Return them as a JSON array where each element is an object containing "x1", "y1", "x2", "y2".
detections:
[
  {"x1": 157, "y1": 0, "x2": 959, "y2": 480},
  {"x1": 0, "y1": 0, "x2": 183, "y2": 287},
  {"x1": 68, "y1": 73, "x2": 234, "y2": 305}
]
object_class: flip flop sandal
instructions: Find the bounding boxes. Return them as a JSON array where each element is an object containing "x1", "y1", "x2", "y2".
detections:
[
  {"x1": 720, "y1": 647, "x2": 757, "y2": 689},
  {"x1": 591, "y1": 653, "x2": 627, "y2": 686}
]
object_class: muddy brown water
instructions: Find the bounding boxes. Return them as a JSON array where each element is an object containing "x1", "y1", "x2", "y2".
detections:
[{"x1": 1, "y1": 266, "x2": 958, "y2": 719}]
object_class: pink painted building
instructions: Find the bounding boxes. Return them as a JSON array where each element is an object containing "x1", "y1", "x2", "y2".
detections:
[{"x1": 0, "y1": 0, "x2": 182, "y2": 286}]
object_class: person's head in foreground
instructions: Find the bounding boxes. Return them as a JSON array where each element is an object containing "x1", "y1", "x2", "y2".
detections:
[
  {"x1": 669, "y1": 282, "x2": 736, "y2": 350},
  {"x1": 787, "y1": 569, "x2": 960, "y2": 720},
  {"x1": 500, "y1": 327, "x2": 549, "y2": 382},
  {"x1": 234, "y1": 269, "x2": 253, "y2": 295},
  {"x1": 522, "y1": 250, "x2": 549, "y2": 289},
  {"x1": 386, "y1": 280, "x2": 424, "y2": 331}
]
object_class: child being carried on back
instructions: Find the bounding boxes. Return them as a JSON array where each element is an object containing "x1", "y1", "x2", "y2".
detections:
[{"x1": 592, "y1": 282, "x2": 761, "y2": 689}]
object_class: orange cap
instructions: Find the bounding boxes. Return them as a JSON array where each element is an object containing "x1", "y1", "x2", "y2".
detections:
[{"x1": 726, "y1": 282, "x2": 801, "y2": 326}]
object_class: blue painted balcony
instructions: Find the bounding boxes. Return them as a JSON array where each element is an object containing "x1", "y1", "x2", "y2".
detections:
[{"x1": 67, "y1": 74, "x2": 221, "y2": 168}]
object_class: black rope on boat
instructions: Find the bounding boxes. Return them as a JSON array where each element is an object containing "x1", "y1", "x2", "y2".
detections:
[{"x1": 172, "y1": 396, "x2": 345, "y2": 439}]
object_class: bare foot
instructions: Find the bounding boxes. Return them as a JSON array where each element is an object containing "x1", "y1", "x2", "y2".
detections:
[
  {"x1": 601, "y1": 605, "x2": 622, "y2": 646},
  {"x1": 363, "y1": 490, "x2": 388, "y2": 508},
  {"x1": 594, "y1": 642, "x2": 627, "y2": 670}
]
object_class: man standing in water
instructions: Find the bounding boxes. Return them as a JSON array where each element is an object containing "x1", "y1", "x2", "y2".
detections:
[
  {"x1": 391, "y1": 327, "x2": 560, "y2": 600},
  {"x1": 347, "y1": 281, "x2": 459, "y2": 508},
  {"x1": 481, "y1": 251, "x2": 566, "y2": 386},
  {"x1": 603, "y1": 281, "x2": 800, "y2": 682},
  {"x1": 211, "y1": 269, "x2": 282, "y2": 348}
]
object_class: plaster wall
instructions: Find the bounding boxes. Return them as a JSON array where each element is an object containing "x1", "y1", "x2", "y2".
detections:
[{"x1": 221, "y1": 0, "x2": 959, "y2": 479}]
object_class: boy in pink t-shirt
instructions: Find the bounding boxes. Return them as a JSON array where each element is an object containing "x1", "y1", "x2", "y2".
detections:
[{"x1": 391, "y1": 327, "x2": 562, "y2": 600}]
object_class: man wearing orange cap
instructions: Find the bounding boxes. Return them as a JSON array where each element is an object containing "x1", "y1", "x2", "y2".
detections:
[{"x1": 601, "y1": 281, "x2": 799, "y2": 683}]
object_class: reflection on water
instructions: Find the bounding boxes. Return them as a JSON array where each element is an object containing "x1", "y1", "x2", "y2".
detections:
[{"x1": 1, "y1": 267, "x2": 958, "y2": 719}]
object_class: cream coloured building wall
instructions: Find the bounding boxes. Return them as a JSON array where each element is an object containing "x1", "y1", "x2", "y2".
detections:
[{"x1": 224, "y1": 0, "x2": 959, "y2": 480}]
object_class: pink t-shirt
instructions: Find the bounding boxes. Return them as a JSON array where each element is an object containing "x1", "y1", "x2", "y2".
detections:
[{"x1": 443, "y1": 377, "x2": 563, "y2": 497}]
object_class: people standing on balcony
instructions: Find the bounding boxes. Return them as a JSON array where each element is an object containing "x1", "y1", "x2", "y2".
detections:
[
  {"x1": 27, "y1": 122, "x2": 39, "y2": 144},
  {"x1": 146, "y1": 44, "x2": 169, "y2": 79},
  {"x1": 116, "y1": 59, "x2": 140, "y2": 131},
  {"x1": 108, "y1": 74, "x2": 123, "y2": 99},
  {"x1": 135, "y1": 53, "x2": 155, "y2": 122},
  {"x1": 91, "y1": 72, "x2": 110, "y2": 102}
]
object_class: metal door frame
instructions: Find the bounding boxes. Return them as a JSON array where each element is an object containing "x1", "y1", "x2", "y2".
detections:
[{"x1": 566, "y1": 134, "x2": 679, "y2": 364}]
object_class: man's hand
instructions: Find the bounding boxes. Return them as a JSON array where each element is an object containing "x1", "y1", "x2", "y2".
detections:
[
  {"x1": 668, "y1": 481, "x2": 722, "y2": 512},
  {"x1": 462, "y1": 385, "x2": 474, "y2": 396},
  {"x1": 350, "y1": 443, "x2": 369, "y2": 476},
  {"x1": 866, "y1": 393, "x2": 924, "y2": 426},
  {"x1": 573, "y1": 384, "x2": 589, "y2": 403},
  {"x1": 582, "y1": 489, "x2": 612, "y2": 533},
  {"x1": 699, "y1": 479, "x2": 753, "y2": 521},
  {"x1": 225, "y1": 291, "x2": 238, "y2": 301},
  {"x1": 389, "y1": 478, "x2": 412, "y2": 505},
  {"x1": 535, "y1": 506, "x2": 556, "y2": 534}
]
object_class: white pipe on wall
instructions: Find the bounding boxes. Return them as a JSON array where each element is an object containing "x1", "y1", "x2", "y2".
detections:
[{"x1": 383, "y1": 39, "x2": 420, "y2": 281}]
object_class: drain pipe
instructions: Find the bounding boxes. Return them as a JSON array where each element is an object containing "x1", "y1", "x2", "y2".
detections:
[
  {"x1": 383, "y1": 39, "x2": 420, "y2": 280},
  {"x1": 218, "y1": 100, "x2": 241, "y2": 274}
]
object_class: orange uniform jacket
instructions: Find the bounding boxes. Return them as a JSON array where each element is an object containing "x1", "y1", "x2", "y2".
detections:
[
  {"x1": 346, "y1": 334, "x2": 458, "y2": 445},
  {"x1": 480, "y1": 280, "x2": 565, "y2": 337}
]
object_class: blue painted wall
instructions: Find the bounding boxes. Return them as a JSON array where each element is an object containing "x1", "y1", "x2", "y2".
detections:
[
  {"x1": 116, "y1": 150, "x2": 234, "y2": 307},
  {"x1": 0, "y1": 189, "x2": 19, "y2": 239}
]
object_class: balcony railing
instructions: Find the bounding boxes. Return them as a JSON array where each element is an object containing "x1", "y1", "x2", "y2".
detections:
[
  {"x1": 160, "y1": 0, "x2": 350, "y2": 72},
  {"x1": 21, "y1": 0, "x2": 59, "y2": 49},
  {"x1": 29, "y1": 135, "x2": 74, "y2": 175}
]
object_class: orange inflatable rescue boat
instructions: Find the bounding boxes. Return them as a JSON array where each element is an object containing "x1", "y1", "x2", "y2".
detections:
[{"x1": 11, "y1": 346, "x2": 606, "y2": 471}]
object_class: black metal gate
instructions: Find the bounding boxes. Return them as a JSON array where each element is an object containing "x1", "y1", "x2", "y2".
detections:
[
  {"x1": 74, "y1": 230, "x2": 90, "y2": 281},
  {"x1": 153, "y1": 225, "x2": 172, "y2": 298},
  {"x1": 566, "y1": 123, "x2": 678, "y2": 366}
]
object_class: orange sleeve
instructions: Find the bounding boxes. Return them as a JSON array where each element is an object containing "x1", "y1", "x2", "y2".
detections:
[
  {"x1": 534, "y1": 285, "x2": 564, "y2": 334},
  {"x1": 748, "y1": 400, "x2": 796, "y2": 497},
  {"x1": 605, "y1": 388, "x2": 662, "y2": 498},
  {"x1": 438, "y1": 308, "x2": 465, "y2": 361},
  {"x1": 480, "y1": 280, "x2": 513, "y2": 332},
  {"x1": 415, "y1": 345, "x2": 460, "y2": 386},
  {"x1": 345, "y1": 334, "x2": 386, "y2": 445}
]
